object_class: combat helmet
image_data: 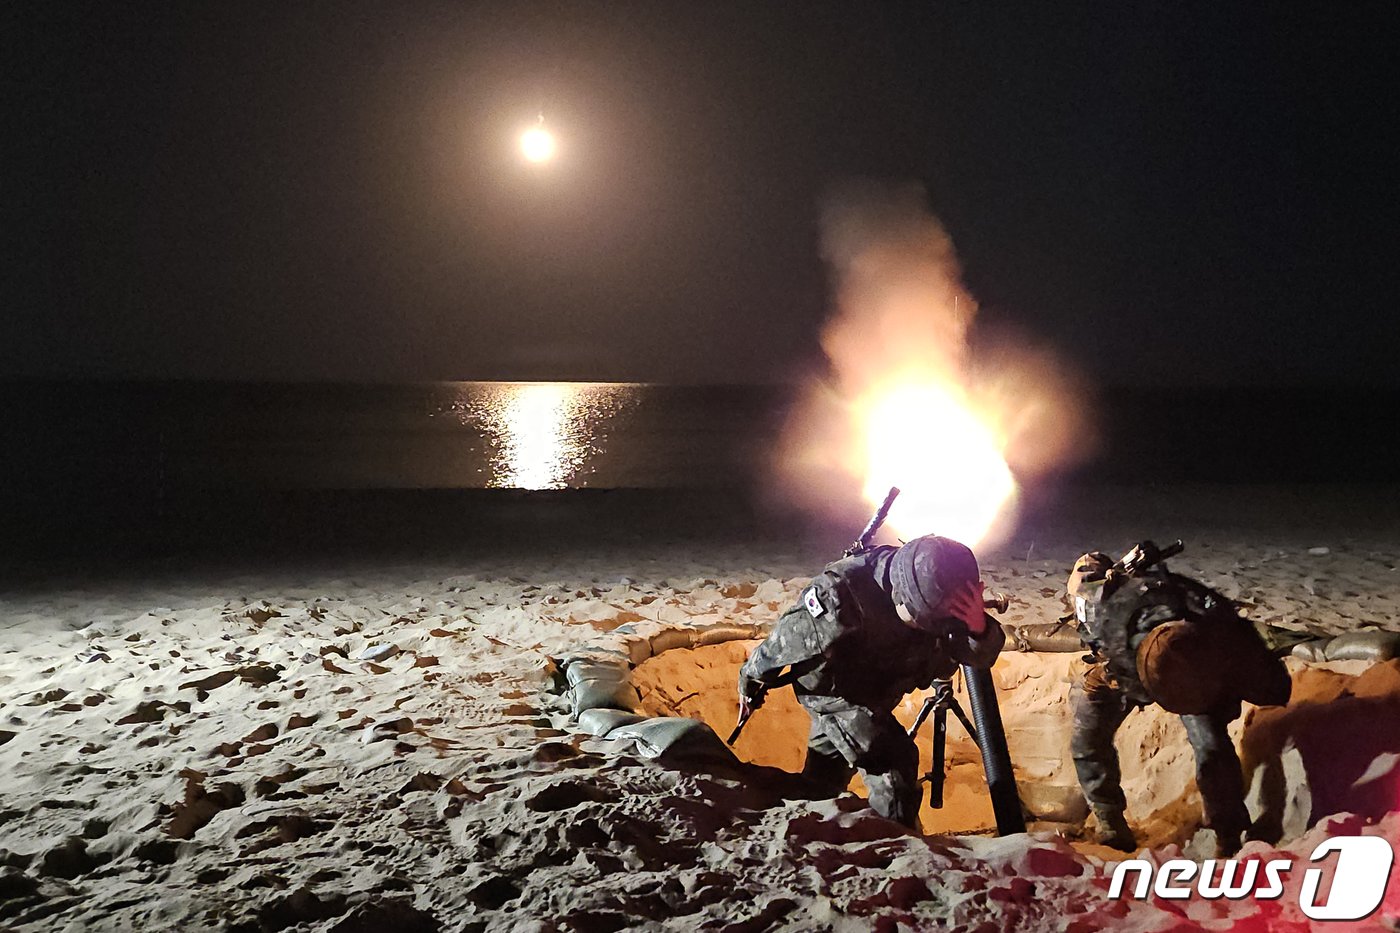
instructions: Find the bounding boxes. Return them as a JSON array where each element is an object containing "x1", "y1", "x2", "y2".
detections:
[{"x1": 889, "y1": 535, "x2": 979, "y2": 630}]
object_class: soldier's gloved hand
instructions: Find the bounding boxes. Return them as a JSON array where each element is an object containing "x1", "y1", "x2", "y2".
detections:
[
  {"x1": 943, "y1": 581, "x2": 988, "y2": 637},
  {"x1": 738, "y1": 674, "x2": 767, "y2": 710}
]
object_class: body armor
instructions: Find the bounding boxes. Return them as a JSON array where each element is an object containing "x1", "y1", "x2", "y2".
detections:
[{"x1": 1082, "y1": 568, "x2": 1229, "y2": 704}]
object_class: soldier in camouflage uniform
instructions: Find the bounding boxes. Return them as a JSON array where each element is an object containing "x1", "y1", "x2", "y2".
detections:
[
  {"x1": 737, "y1": 535, "x2": 1005, "y2": 828},
  {"x1": 1067, "y1": 549, "x2": 1291, "y2": 856}
]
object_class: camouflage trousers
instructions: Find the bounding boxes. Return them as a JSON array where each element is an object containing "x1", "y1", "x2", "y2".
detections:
[
  {"x1": 1070, "y1": 663, "x2": 1249, "y2": 837},
  {"x1": 800, "y1": 704, "x2": 921, "y2": 829}
]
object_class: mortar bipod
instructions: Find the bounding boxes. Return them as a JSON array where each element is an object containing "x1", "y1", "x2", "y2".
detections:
[
  {"x1": 908, "y1": 679, "x2": 978, "y2": 809},
  {"x1": 909, "y1": 668, "x2": 1026, "y2": 836}
]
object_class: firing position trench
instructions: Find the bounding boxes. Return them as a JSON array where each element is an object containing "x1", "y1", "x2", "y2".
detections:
[{"x1": 548, "y1": 617, "x2": 1400, "y2": 850}]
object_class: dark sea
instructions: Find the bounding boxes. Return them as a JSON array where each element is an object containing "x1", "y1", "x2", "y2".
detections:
[
  {"x1": 2, "y1": 380, "x2": 1394, "y2": 563},
  {"x1": 1, "y1": 382, "x2": 792, "y2": 562},
  {"x1": 3, "y1": 381, "x2": 787, "y2": 493}
]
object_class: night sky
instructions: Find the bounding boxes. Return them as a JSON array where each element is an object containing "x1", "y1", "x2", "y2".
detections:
[{"x1": 5, "y1": 2, "x2": 1398, "y2": 387}]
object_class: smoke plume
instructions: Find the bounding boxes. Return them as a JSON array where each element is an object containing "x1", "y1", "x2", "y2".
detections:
[
  {"x1": 774, "y1": 180, "x2": 1093, "y2": 548},
  {"x1": 819, "y1": 180, "x2": 974, "y2": 393}
]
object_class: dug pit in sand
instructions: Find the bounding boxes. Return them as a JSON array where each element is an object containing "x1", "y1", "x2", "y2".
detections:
[{"x1": 629, "y1": 640, "x2": 1400, "y2": 854}]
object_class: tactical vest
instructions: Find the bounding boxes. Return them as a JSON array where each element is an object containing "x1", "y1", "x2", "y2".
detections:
[{"x1": 1083, "y1": 569, "x2": 1234, "y2": 704}]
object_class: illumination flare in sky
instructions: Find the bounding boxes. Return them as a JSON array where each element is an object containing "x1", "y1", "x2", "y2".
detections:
[{"x1": 520, "y1": 120, "x2": 556, "y2": 163}]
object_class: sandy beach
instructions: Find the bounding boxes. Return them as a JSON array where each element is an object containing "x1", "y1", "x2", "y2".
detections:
[
  {"x1": 11, "y1": 0, "x2": 1399, "y2": 926},
  {"x1": 3, "y1": 485, "x2": 1399, "y2": 931}
]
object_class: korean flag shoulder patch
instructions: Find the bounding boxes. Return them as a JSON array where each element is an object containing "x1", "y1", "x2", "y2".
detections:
[{"x1": 803, "y1": 586, "x2": 826, "y2": 618}]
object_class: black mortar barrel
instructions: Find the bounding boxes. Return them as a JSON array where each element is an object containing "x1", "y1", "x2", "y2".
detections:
[{"x1": 961, "y1": 663, "x2": 1026, "y2": 836}]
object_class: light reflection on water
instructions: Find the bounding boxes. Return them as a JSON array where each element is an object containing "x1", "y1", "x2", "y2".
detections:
[{"x1": 450, "y1": 382, "x2": 639, "y2": 489}]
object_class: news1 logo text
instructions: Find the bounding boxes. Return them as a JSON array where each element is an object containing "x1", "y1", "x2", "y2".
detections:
[{"x1": 1110, "y1": 836, "x2": 1394, "y2": 921}]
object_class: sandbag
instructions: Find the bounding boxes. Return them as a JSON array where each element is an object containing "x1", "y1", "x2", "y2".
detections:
[
  {"x1": 576, "y1": 708, "x2": 647, "y2": 737},
  {"x1": 638, "y1": 624, "x2": 765, "y2": 664},
  {"x1": 564, "y1": 660, "x2": 641, "y2": 717},
  {"x1": 565, "y1": 659, "x2": 629, "y2": 688},
  {"x1": 1005, "y1": 622, "x2": 1084, "y2": 653},
  {"x1": 1253, "y1": 622, "x2": 1315, "y2": 655},
  {"x1": 1291, "y1": 639, "x2": 1331, "y2": 663},
  {"x1": 691, "y1": 624, "x2": 764, "y2": 647},
  {"x1": 1325, "y1": 631, "x2": 1400, "y2": 662},
  {"x1": 569, "y1": 678, "x2": 641, "y2": 717},
  {"x1": 606, "y1": 717, "x2": 739, "y2": 766}
]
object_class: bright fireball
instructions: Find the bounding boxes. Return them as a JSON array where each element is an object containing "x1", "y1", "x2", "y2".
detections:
[{"x1": 860, "y1": 381, "x2": 1015, "y2": 547}]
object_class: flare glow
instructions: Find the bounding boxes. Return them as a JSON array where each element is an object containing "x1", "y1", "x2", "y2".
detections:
[{"x1": 520, "y1": 126, "x2": 556, "y2": 163}]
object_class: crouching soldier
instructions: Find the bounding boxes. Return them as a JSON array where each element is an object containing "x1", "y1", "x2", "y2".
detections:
[
  {"x1": 737, "y1": 535, "x2": 1004, "y2": 828},
  {"x1": 1067, "y1": 543, "x2": 1292, "y2": 855}
]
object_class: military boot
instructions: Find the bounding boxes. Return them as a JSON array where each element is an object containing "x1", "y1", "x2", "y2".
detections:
[
  {"x1": 1091, "y1": 807, "x2": 1136, "y2": 852},
  {"x1": 1213, "y1": 829, "x2": 1243, "y2": 858}
]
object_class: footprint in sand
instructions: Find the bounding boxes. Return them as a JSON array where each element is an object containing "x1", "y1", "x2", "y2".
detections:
[{"x1": 524, "y1": 780, "x2": 618, "y2": 812}]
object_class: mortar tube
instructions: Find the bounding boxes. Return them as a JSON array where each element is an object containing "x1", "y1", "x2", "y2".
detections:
[{"x1": 961, "y1": 663, "x2": 1026, "y2": 836}]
